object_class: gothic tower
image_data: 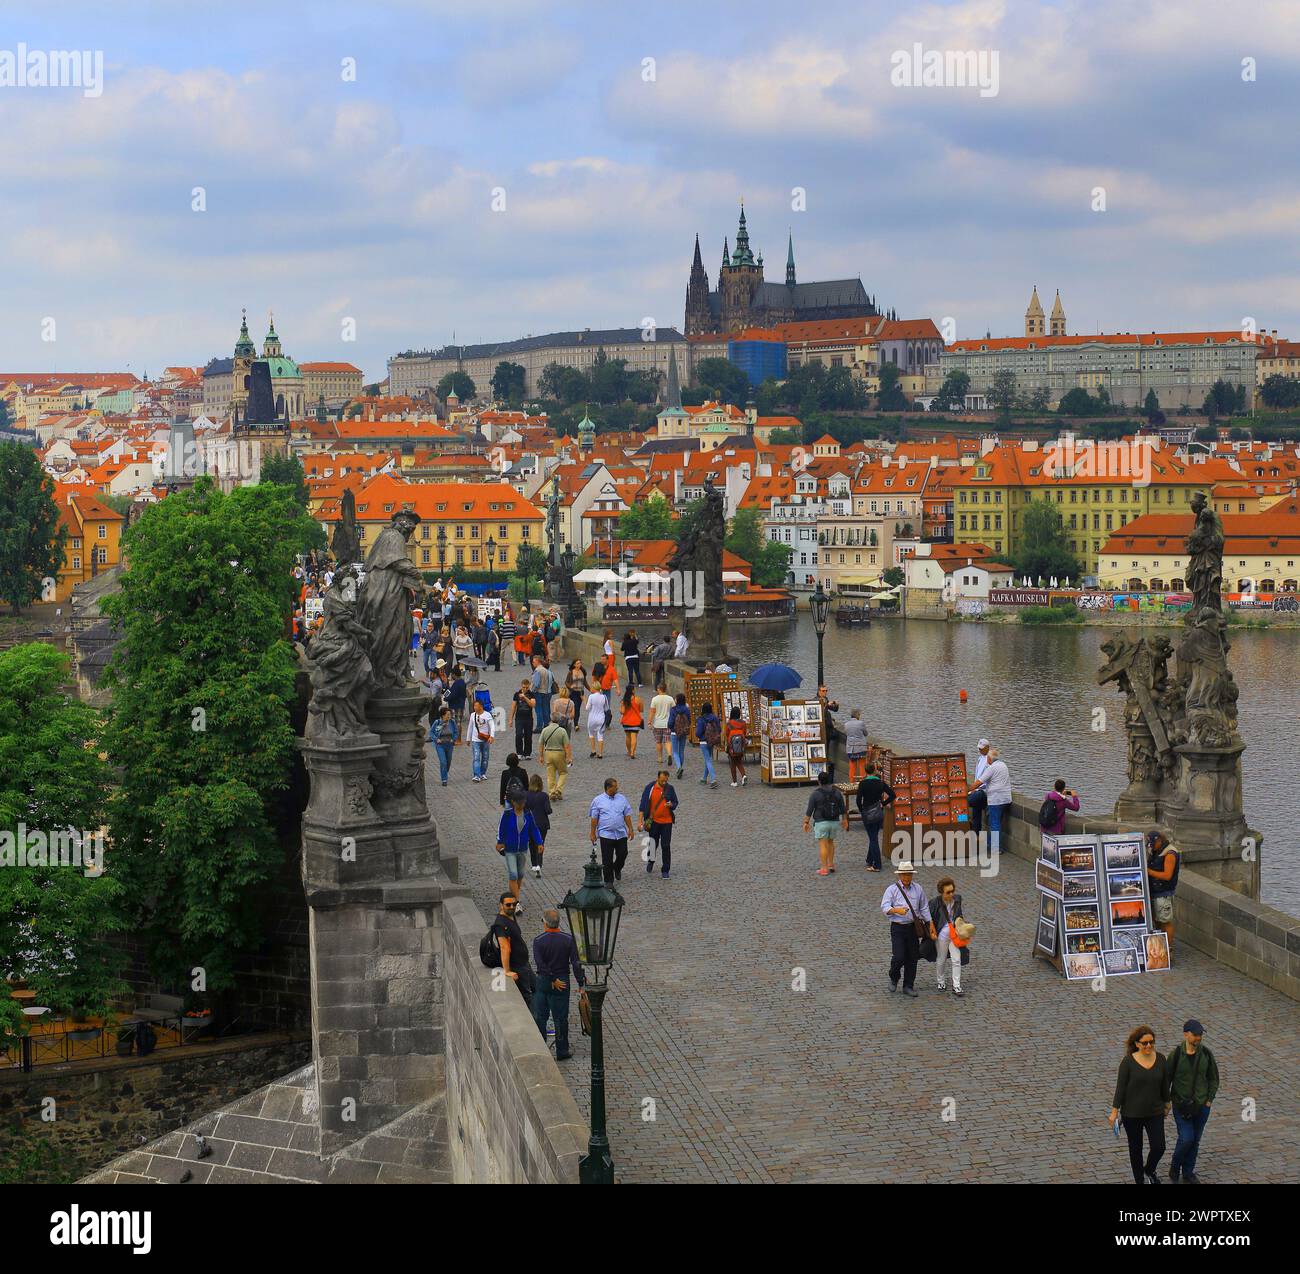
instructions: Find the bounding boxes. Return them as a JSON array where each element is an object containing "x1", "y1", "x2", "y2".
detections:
[
  {"x1": 684, "y1": 234, "x2": 712, "y2": 336},
  {"x1": 719, "y1": 204, "x2": 763, "y2": 333},
  {"x1": 1050, "y1": 290, "x2": 1066, "y2": 337},
  {"x1": 786, "y1": 232, "x2": 796, "y2": 288},
  {"x1": 1025, "y1": 286, "x2": 1046, "y2": 338},
  {"x1": 232, "y1": 308, "x2": 256, "y2": 414}
]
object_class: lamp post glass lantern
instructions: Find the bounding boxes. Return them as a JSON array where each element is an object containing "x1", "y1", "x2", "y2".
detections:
[
  {"x1": 561, "y1": 851, "x2": 625, "y2": 1185},
  {"x1": 811, "y1": 582, "x2": 830, "y2": 690},
  {"x1": 486, "y1": 535, "x2": 497, "y2": 589}
]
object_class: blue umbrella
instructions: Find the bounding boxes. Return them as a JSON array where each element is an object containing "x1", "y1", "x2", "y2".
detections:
[{"x1": 748, "y1": 662, "x2": 803, "y2": 693}]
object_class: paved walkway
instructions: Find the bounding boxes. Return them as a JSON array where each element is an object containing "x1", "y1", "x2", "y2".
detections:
[{"x1": 431, "y1": 660, "x2": 1300, "y2": 1184}]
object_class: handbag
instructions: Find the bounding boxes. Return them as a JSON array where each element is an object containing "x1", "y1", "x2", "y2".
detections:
[{"x1": 896, "y1": 882, "x2": 937, "y2": 961}]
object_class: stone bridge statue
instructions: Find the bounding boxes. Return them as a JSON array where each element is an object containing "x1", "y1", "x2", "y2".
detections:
[
  {"x1": 358, "y1": 509, "x2": 423, "y2": 689},
  {"x1": 668, "y1": 474, "x2": 729, "y2": 662},
  {"x1": 304, "y1": 567, "x2": 373, "y2": 740}
]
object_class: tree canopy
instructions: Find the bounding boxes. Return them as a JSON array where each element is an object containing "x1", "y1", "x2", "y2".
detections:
[
  {"x1": 435, "y1": 370, "x2": 476, "y2": 401},
  {"x1": 617, "y1": 495, "x2": 677, "y2": 542},
  {"x1": 0, "y1": 442, "x2": 67, "y2": 614},
  {"x1": 1012, "y1": 497, "x2": 1083, "y2": 582}
]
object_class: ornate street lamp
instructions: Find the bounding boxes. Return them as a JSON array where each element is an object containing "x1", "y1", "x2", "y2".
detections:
[
  {"x1": 486, "y1": 535, "x2": 497, "y2": 591},
  {"x1": 436, "y1": 524, "x2": 447, "y2": 577},
  {"x1": 561, "y1": 851, "x2": 625, "y2": 1186},
  {"x1": 811, "y1": 582, "x2": 830, "y2": 690}
]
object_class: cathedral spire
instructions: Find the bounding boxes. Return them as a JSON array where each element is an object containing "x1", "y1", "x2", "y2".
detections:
[
  {"x1": 665, "y1": 346, "x2": 682, "y2": 410},
  {"x1": 692, "y1": 233, "x2": 703, "y2": 271},
  {"x1": 732, "y1": 201, "x2": 754, "y2": 265},
  {"x1": 786, "y1": 231, "x2": 796, "y2": 287},
  {"x1": 722, "y1": 237, "x2": 730, "y2": 268}
]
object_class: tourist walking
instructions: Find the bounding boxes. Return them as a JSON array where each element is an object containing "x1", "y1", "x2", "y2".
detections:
[
  {"x1": 667, "y1": 693, "x2": 691, "y2": 778},
  {"x1": 524, "y1": 774, "x2": 552, "y2": 878},
  {"x1": 550, "y1": 685, "x2": 576, "y2": 736},
  {"x1": 487, "y1": 621, "x2": 502, "y2": 672},
  {"x1": 429, "y1": 705, "x2": 456, "y2": 786},
  {"x1": 620, "y1": 684, "x2": 644, "y2": 759},
  {"x1": 638, "y1": 769, "x2": 679, "y2": 878},
  {"x1": 496, "y1": 789, "x2": 543, "y2": 911},
  {"x1": 1166, "y1": 1018, "x2": 1218, "y2": 1184},
  {"x1": 531, "y1": 909, "x2": 585, "y2": 1061},
  {"x1": 1039, "y1": 778, "x2": 1080, "y2": 835},
  {"x1": 452, "y1": 623, "x2": 474, "y2": 665},
  {"x1": 530, "y1": 655, "x2": 554, "y2": 730},
  {"x1": 566, "y1": 660, "x2": 587, "y2": 720},
  {"x1": 621, "y1": 629, "x2": 642, "y2": 686},
  {"x1": 538, "y1": 719, "x2": 572, "y2": 801},
  {"x1": 509, "y1": 678, "x2": 536, "y2": 759},
  {"x1": 498, "y1": 752, "x2": 529, "y2": 807},
  {"x1": 929, "y1": 876, "x2": 969, "y2": 996},
  {"x1": 585, "y1": 683, "x2": 609, "y2": 759},
  {"x1": 854, "y1": 760, "x2": 895, "y2": 872},
  {"x1": 803, "y1": 770, "x2": 848, "y2": 876},
  {"x1": 1147, "y1": 831, "x2": 1181, "y2": 952},
  {"x1": 589, "y1": 776, "x2": 635, "y2": 885},
  {"x1": 724, "y1": 706, "x2": 748, "y2": 786},
  {"x1": 970, "y1": 746, "x2": 1011, "y2": 853},
  {"x1": 446, "y1": 668, "x2": 468, "y2": 736},
  {"x1": 466, "y1": 699, "x2": 496, "y2": 781},
  {"x1": 968, "y1": 738, "x2": 991, "y2": 833},
  {"x1": 844, "y1": 709, "x2": 869, "y2": 782},
  {"x1": 649, "y1": 682, "x2": 675, "y2": 766},
  {"x1": 695, "y1": 701, "x2": 721, "y2": 788},
  {"x1": 881, "y1": 861, "x2": 935, "y2": 997},
  {"x1": 487, "y1": 893, "x2": 534, "y2": 1003},
  {"x1": 1109, "y1": 1025, "x2": 1172, "y2": 1185}
]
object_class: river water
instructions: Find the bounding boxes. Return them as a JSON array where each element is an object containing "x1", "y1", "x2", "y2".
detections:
[{"x1": 728, "y1": 615, "x2": 1297, "y2": 914}]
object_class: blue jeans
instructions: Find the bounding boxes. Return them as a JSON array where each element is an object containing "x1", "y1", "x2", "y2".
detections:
[
  {"x1": 434, "y1": 742, "x2": 454, "y2": 783},
  {"x1": 862, "y1": 815, "x2": 883, "y2": 870},
  {"x1": 671, "y1": 733, "x2": 686, "y2": 771},
  {"x1": 1171, "y1": 1105, "x2": 1210, "y2": 1178},
  {"x1": 472, "y1": 739, "x2": 490, "y2": 779},
  {"x1": 533, "y1": 691, "x2": 552, "y2": 730},
  {"x1": 532, "y1": 982, "x2": 572, "y2": 1057},
  {"x1": 700, "y1": 744, "x2": 716, "y2": 783},
  {"x1": 988, "y1": 802, "x2": 1008, "y2": 852}
]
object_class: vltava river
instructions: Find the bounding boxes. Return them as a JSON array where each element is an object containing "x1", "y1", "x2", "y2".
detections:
[{"x1": 727, "y1": 615, "x2": 1297, "y2": 914}]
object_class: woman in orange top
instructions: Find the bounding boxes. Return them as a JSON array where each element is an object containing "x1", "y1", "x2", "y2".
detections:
[
  {"x1": 620, "y1": 683, "x2": 644, "y2": 759},
  {"x1": 724, "y1": 705, "x2": 749, "y2": 787}
]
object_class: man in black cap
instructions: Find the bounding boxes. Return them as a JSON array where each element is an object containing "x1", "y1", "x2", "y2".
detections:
[{"x1": 1165, "y1": 1018, "x2": 1219, "y2": 1183}]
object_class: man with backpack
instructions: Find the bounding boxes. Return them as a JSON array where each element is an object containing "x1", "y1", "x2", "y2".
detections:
[
  {"x1": 482, "y1": 893, "x2": 534, "y2": 1003},
  {"x1": 668, "y1": 693, "x2": 691, "y2": 778},
  {"x1": 498, "y1": 752, "x2": 530, "y2": 807},
  {"x1": 497, "y1": 788, "x2": 543, "y2": 913},
  {"x1": 466, "y1": 699, "x2": 496, "y2": 782},
  {"x1": 1039, "y1": 778, "x2": 1080, "y2": 836},
  {"x1": 803, "y1": 770, "x2": 848, "y2": 876},
  {"x1": 695, "y1": 700, "x2": 721, "y2": 789}
]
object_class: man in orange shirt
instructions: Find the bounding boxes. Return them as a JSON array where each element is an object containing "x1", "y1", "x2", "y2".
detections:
[{"x1": 637, "y1": 769, "x2": 679, "y2": 879}]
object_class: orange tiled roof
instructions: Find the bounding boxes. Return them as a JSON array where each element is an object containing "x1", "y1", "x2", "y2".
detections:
[{"x1": 349, "y1": 473, "x2": 543, "y2": 522}]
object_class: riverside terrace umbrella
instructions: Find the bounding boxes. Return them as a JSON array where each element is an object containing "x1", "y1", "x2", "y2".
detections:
[{"x1": 748, "y1": 662, "x2": 803, "y2": 694}]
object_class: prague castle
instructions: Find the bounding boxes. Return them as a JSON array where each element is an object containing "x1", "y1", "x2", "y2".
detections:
[
  {"x1": 684, "y1": 205, "x2": 880, "y2": 336},
  {"x1": 1025, "y1": 286, "x2": 1067, "y2": 337}
]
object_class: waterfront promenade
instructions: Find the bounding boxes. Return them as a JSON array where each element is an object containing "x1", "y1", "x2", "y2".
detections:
[{"x1": 430, "y1": 662, "x2": 1300, "y2": 1184}]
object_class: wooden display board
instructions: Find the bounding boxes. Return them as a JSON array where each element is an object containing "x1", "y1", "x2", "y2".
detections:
[
  {"x1": 1033, "y1": 831, "x2": 1166, "y2": 979},
  {"x1": 881, "y1": 753, "x2": 970, "y2": 843},
  {"x1": 683, "y1": 672, "x2": 759, "y2": 755},
  {"x1": 758, "y1": 695, "x2": 827, "y2": 785}
]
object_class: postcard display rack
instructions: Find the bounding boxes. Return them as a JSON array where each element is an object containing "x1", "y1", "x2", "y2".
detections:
[
  {"x1": 880, "y1": 753, "x2": 970, "y2": 842},
  {"x1": 1033, "y1": 832, "x2": 1168, "y2": 980},
  {"x1": 759, "y1": 696, "x2": 827, "y2": 785},
  {"x1": 683, "y1": 672, "x2": 760, "y2": 756}
]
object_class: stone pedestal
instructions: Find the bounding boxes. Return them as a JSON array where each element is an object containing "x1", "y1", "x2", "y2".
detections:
[
  {"x1": 299, "y1": 733, "x2": 393, "y2": 888},
  {"x1": 366, "y1": 687, "x2": 439, "y2": 880},
  {"x1": 1159, "y1": 742, "x2": 1260, "y2": 898}
]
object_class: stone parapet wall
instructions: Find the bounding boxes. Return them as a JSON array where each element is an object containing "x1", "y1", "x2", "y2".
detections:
[{"x1": 443, "y1": 894, "x2": 585, "y2": 1184}]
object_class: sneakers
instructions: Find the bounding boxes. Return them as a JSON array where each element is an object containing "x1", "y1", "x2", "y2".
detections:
[
  {"x1": 661, "y1": 871, "x2": 670, "y2": 879},
  {"x1": 710, "y1": 781, "x2": 718, "y2": 789},
  {"x1": 953, "y1": 988, "x2": 964, "y2": 998},
  {"x1": 937, "y1": 980, "x2": 946, "y2": 991},
  {"x1": 531, "y1": 866, "x2": 542, "y2": 877},
  {"x1": 730, "y1": 781, "x2": 737, "y2": 788},
  {"x1": 645, "y1": 859, "x2": 654, "y2": 874},
  {"x1": 699, "y1": 777, "x2": 707, "y2": 784},
  {"x1": 902, "y1": 987, "x2": 918, "y2": 998},
  {"x1": 741, "y1": 775, "x2": 747, "y2": 786},
  {"x1": 675, "y1": 767, "x2": 683, "y2": 778}
]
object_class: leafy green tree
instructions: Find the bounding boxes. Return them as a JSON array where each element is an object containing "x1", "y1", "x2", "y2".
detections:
[
  {"x1": 1012, "y1": 498, "x2": 1083, "y2": 582},
  {"x1": 515, "y1": 543, "x2": 549, "y2": 590},
  {"x1": 1259, "y1": 374, "x2": 1300, "y2": 410},
  {"x1": 876, "y1": 363, "x2": 908, "y2": 412},
  {"x1": 932, "y1": 370, "x2": 970, "y2": 412},
  {"x1": 988, "y1": 370, "x2": 1018, "y2": 421},
  {"x1": 260, "y1": 452, "x2": 326, "y2": 552},
  {"x1": 435, "y1": 371, "x2": 475, "y2": 401},
  {"x1": 625, "y1": 368, "x2": 661, "y2": 404},
  {"x1": 0, "y1": 644, "x2": 125, "y2": 1036},
  {"x1": 0, "y1": 442, "x2": 67, "y2": 614},
  {"x1": 617, "y1": 496, "x2": 677, "y2": 541},
  {"x1": 539, "y1": 363, "x2": 590, "y2": 406},
  {"x1": 1057, "y1": 387, "x2": 1096, "y2": 416},
  {"x1": 1142, "y1": 388, "x2": 1161, "y2": 420},
  {"x1": 100, "y1": 478, "x2": 315, "y2": 995},
  {"x1": 754, "y1": 376, "x2": 783, "y2": 415},
  {"x1": 491, "y1": 361, "x2": 526, "y2": 405},
  {"x1": 1026, "y1": 385, "x2": 1052, "y2": 413},
  {"x1": 882, "y1": 566, "x2": 905, "y2": 588},
  {"x1": 588, "y1": 350, "x2": 629, "y2": 404},
  {"x1": 753, "y1": 540, "x2": 793, "y2": 588},
  {"x1": 694, "y1": 357, "x2": 751, "y2": 406},
  {"x1": 725, "y1": 506, "x2": 765, "y2": 564},
  {"x1": 0, "y1": 399, "x2": 11, "y2": 429},
  {"x1": 767, "y1": 426, "x2": 801, "y2": 444}
]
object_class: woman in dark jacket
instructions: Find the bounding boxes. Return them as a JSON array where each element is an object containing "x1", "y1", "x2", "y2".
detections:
[
  {"x1": 1109, "y1": 1025, "x2": 1172, "y2": 1184},
  {"x1": 621, "y1": 630, "x2": 641, "y2": 687},
  {"x1": 854, "y1": 761, "x2": 895, "y2": 872},
  {"x1": 524, "y1": 774, "x2": 551, "y2": 878}
]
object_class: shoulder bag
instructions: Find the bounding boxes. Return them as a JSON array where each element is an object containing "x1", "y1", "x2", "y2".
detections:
[{"x1": 897, "y1": 882, "x2": 937, "y2": 962}]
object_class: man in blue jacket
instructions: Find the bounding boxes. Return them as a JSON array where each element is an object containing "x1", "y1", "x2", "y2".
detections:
[
  {"x1": 497, "y1": 790, "x2": 543, "y2": 914},
  {"x1": 638, "y1": 769, "x2": 680, "y2": 878}
]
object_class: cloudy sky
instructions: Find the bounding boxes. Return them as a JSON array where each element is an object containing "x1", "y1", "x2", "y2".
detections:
[{"x1": 4, "y1": 0, "x2": 1299, "y2": 381}]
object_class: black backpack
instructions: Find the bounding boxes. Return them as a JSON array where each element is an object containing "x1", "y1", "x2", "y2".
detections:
[
  {"x1": 727, "y1": 729, "x2": 746, "y2": 757},
  {"x1": 479, "y1": 924, "x2": 502, "y2": 968},
  {"x1": 1037, "y1": 797, "x2": 1059, "y2": 829},
  {"x1": 812, "y1": 787, "x2": 844, "y2": 822}
]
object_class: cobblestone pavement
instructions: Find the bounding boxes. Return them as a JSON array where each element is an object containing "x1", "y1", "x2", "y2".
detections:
[{"x1": 430, "y1": 662, "x2": 1300, "y2": 1184}]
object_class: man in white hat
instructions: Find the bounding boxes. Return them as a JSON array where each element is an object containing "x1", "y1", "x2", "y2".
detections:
[
  {"x1": 968, "y1": 738, "x2": 991, "y2": 834},
  {"x1": 881, "y1": 862, "x2": 936, "y2": 997}
]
